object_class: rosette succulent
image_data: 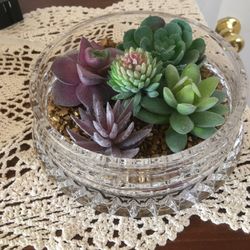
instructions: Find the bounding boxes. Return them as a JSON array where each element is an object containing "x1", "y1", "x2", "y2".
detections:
[
  {"x1": 51, "y1": 37, "x2": 122, "y2": 107},
  {"x1": 67, "y1": 96, "x2": 152, "y2": 158},
  {"x1": 137, "y1": 63, "x2": 228, "y2": 152},
  {"x1": 118, "y1": 16, "x2": 206, "y2": 68},
  {"x1": 108, "y1": 47, "x2": 163, "y2": 113}
]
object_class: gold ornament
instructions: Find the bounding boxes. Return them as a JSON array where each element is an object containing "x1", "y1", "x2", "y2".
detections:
[
  {"x1": 216, "y1": 17, "x2": 244, "y2": 52},
  {"x1": 224, "y1": 33, "x2": 244, "y2": 52},
  {"x1": 216, "y1": 17, "x2": 241, "y2": 34}
]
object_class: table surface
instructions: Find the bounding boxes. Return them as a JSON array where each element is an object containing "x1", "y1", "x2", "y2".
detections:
[{"x1": 15, "y1": 0, "x2": 250, "y2": 250}]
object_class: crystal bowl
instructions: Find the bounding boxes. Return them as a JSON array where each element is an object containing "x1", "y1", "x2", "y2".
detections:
[{"x1": 30, "y1": 11, "x2": 247, "y2": 217}]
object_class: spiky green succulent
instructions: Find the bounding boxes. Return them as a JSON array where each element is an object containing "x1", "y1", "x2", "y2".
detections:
[
  {"x1": 108, "y1": 47, "x2": 163, "y2": 113},
  {"x1": 136, "y1": 63, "x2": 228, "y2": 153},
  {"x1": 118, "y1": 16, "x2": 206, "y2": 68}
]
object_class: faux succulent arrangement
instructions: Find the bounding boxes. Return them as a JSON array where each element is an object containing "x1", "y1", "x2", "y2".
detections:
[{"x1": 49, "y1": 16, "x2": 228, "y2": 158}]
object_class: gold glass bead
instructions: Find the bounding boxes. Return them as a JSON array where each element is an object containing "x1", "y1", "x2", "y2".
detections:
[
  {"x1": 216, "y1": 17, "x2": 244, "y2": 52},
  {"x1": 216, "y1": 17, "x2": 241, "y2": 35},
  {"x1": 224, "y1": 33, "x2": 245, "y2": 52}
]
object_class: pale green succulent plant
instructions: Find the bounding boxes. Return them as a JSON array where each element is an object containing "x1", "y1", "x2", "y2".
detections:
[{"x1": 136, "y1": 63, "x2": 228, "y2": 153}]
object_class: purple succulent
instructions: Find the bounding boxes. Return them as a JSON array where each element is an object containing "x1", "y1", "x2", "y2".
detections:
[
  {"x1": 67, "y1": 96, "x2": 152, "y2": 158},
  {"x1": 51, "y1": 37, "x2": 122, "y2": 107}
]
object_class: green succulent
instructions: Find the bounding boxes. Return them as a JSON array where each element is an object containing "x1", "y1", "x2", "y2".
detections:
[
  {"x1": 108, "y1": 47, "x2": 163, "y2": 113},
  {"x1": 118, "y1": 16, "x2": 206, "y2": 68},
  {"x1": 136, "y1": 63, "x2": 229, "y2": 153}
]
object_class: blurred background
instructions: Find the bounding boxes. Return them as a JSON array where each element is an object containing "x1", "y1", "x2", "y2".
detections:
[{"x1": 197, "y1": 0, "x2": 250, "y2": 105}]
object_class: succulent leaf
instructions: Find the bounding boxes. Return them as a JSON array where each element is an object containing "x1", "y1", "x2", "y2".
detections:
[
  {"x1": 114, "y1": 122, "x2": 134, "y2": 144},
  {"x1": 167, "y1": 41, "x2": 185, "y2": 65},
  {"x1": 180, "y1": 49, "x2": 200, "y2": 65},
  {"x1": 72, "y1": 114, "x2": 95, "y2": 134},
  {"x1": 198, "y1": 76, "x2": 220, "y2": 97},
  {"x1": 93, "y1": 95, "x2": 106, "y2": 128},
  {"x1": 133, "y1": 93, "x2": 142, "y2": 107},
  {"x1": 209, "y1": 103, "x2": 229, "y2": 115},
  {"x1": 133, "y1": 93, "x2": 142, "y2": 114},
  {"x1": 212, "y1": 90, "x2": 227, "y2": 103},
  {"x1": 181, "y1": 63, "x2": 200, "y2": 84},
  {"x1": 118, "y1": 112, "x2": 133, "y2": 132},
  {"x1": 93, "y1": 132, "x2": 112, "y2": 147},
  {"x1": 191, "y1": 82, "x2": 201, "y2": 97},
  {"x1": 140, "y1": 37, "x2": 153, "y2": 51},
  {"x1": 145, "y1": 82, "x2": 160, "y2": 92},
  {"x1": 134, "y1": 26, "x2": 153, "y2": 47},
  {"x1": 189, "y1": 38, "x2": 206, "y2": 56},
  {"x1": 120, "y1": 148, "x2": 140, "y2": 158},
  {"x1": 76, "y1": 64, "x2": 105, "y2": 86},
  {"x1": 51, "y1": 56, "x2": 80, "y2": 85},
  {"x1": 171, "y1": 19, "x2": 192, "y2": 33},
  {"x1": 141, "y1": 96, "x2": 173, "y2": 115},
  {"x1": 84, "y1": 48, "x2": 110, "y2": 68},
  {"x1": 170, "y1": 112, "x2": 194, "y2": 134},
  {"x1": 165, "y1": 127, "x2": 187, "y2": 153},
  {"x1": 165, "y1": 22, "x2": 182, "y2": 36},
  {"x1": 182, "y1": 30, "x2": 193, "y2": 48},
  {"x1": 76, "y1": 84, "x2": 109, "y2": 109},
  {"x1": 154, "y1": 28, "x2": 169, "y2": 44},
  {"x1": 66, "y1": 127, "x2": 87, "y2": 142},
  {"x1": 117, "y1": 100, "x2": 133, "y2": 123},
  {"x1": 93, "y1": 121, "x2": 109, "y2": 138},
  {"x1": 190, "y1": 111, "x2": 225, "y2": 128},
  {"x1": 176, "y1": 85, "x2": 194, "y2": 104},
  {"x1": 177, "y1": 103, "x2": 196, "y2": 115},
  {"x1": 172, "y1": 76, "x2": 188, "y2": 92},
  {"x1": 123, "y1": 29, "x2": 137, "y2": 49},
  {"x1": 147, "y1": 90, "x2": 159, "y2": 98},
  {"x1": 52, "y1": 80, "x2": 80, "y2": 107},
  {"x1": 106, "y1": 103, "x2": 115, "y2": 130},
  {"x1": 165, "y1": 64, "x2": 180, "y2": 89},
  {"x1": 113, "y1": 92, "x2": 134, "y2": 100},
  {"x1": 136, "y1": 108, "x2": 169, "y2": 124},
  {"x1": 191, "y1": 127, "x2": 217, "y2": 139},
  {"x1": 120, "y1": 126, "x2": 152, "y2": 148},
  {"x1": 67, "y1": 134, "x2": 104, "y2": 152},
  {"x1": 196, "y1": 97, "x2": 218, "y2": 112},
  {"x1": 140, "y1": 16, "x2": 166, "y2": 31},
  {"x1": 163, "y1": 87, "x2": 178, "y2": 108}
]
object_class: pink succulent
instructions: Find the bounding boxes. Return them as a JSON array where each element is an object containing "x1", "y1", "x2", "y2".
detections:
[{"x1": 51, "y1": 37, "x2": 122, "y2": 107}]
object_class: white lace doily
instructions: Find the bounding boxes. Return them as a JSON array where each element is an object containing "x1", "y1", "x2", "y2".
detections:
[{"x1": 0, "y1": 0, "x2": 249, "y2": 249}]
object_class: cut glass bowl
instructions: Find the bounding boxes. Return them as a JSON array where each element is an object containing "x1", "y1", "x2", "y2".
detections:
[{"x1": 30, "y1": 11, "x2": 247, "y2": 217}]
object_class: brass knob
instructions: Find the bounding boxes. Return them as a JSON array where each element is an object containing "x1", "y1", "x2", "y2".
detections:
[{"x1": 216, "y1": 17, "x2": 244, "y2": 52}]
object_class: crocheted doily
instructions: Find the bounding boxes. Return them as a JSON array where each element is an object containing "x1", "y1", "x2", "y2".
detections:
[{"x1": 0, "y1": 0, "x2": 249, "y2": 249}]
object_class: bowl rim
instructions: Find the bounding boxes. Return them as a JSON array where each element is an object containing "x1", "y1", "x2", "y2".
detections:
[{"x1": 30, "y1": 10, "x2": 247, "y2": 169}]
